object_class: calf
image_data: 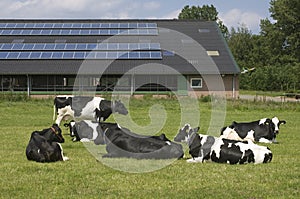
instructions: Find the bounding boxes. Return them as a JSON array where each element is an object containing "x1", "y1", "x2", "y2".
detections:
[
  {"x1": 220, "y1": 117, "x2": 286, "y2": 143},
  {"x1": 99, "y1": 122, "x2": 184, "y2": 159},
  {"x1": 175, "y1": 124, "x2": 272, "y2": 164},
  {"x1": 64, "y1": 120, "x2": 105, "y2": 145},
  {"x1": 53, "y1": 95, "x2": 128, "y2": 125},
  {"x1": 25, "y1": 124, "x2": 69, "y2": 163}
]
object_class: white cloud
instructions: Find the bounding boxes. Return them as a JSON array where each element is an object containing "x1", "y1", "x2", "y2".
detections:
[
  {"x1": 143, "y1": 1, "x2": 160, "y2": 10},
  {"x1": 220, "y1": 8, "x2": 263, "y2": 33},
  {"x1": 162, "y1": 9, "x2": 180, "y2": 19}
]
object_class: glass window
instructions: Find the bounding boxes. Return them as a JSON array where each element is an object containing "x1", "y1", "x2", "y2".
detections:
[{"x1": 190, "y1": 78, "x2": 202, "y2": 88}]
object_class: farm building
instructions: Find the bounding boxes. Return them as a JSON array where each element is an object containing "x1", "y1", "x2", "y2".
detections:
[{"x1": 0, "y1": 19, "x2": 240, "y2": 98}]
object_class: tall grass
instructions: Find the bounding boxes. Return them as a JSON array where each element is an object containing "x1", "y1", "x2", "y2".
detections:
[{"x1": 0, "y1": 97, "x2": 299, "y2": 198}]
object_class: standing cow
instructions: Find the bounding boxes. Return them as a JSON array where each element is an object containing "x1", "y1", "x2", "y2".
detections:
[
  {"x1": 220, "y1": 117, "x2": 286, "y2": 143},
  {"x1": 26, "y1": 124, "x2": 69, "y2": 163},
  {"x1": 175, "y1": 124, "x2": 272, "y2": 164},
  {"x1": 53, "y1": 95, "x2": 128, "y2": 125}
]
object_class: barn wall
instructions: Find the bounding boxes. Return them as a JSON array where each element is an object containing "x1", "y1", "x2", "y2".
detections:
[{"x1": 186, "y1": 74, "x2": 239, "y2": 99}]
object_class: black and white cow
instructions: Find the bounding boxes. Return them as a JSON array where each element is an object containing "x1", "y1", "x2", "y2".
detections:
[
  {"x1": 98, "y1": 122, "x2": 184, "y2": 159},
  {"x1": 64, "y1": 120, "x2": 105, "y2": 145},
  {"x1": 175, "y1": 124, "x2": 272, "y2": 164},
  {"x1": 53, "y1": 95, "x2": 128, "y2": 125},
  {"x1": 220, "y1": 117, "x2": 286, "y2": 143},
  {"x1": 25, "y1": 124, "x2": 69, "y2": 163}
]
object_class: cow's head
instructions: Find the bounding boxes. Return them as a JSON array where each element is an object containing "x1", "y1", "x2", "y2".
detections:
[
  {"x1": 49, "y1": 124, "x2": 64, "y2": 143},
  {"x1": 271, "y1": 117, "x2": 286, "y2": 135},
  {"x1": 113, "y1": 100, "x2": 128, "y2": 115},
  {"x1": 64, "y1": 120, "x2": 76, "y2": 137},
  {"x1": 174, "y1": 124, "x2": 200, "y2": 142},
  {"x1": 260, "y1": 117, "x2": 286, "y2": 143}
]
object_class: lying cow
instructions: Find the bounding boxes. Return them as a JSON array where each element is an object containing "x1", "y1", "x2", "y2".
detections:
[
  {"x1": 26, "y1": 124, "x2": 69, "y2": 163},
  {"x1": 220, "y1": 117, "x2": 286, "y2": 143},
  {"x1": 53, "y1": 95, "x2": 128, "y2": 125},
  {"x1": 175, "y1": 124, "x2": 272, "y2": 164},
  {"x1": 64, "y1": 120, "x2": 105, "y2": 145},
  {"x1": 95, "y1": 122, "x2": 183, "y2": 159}
]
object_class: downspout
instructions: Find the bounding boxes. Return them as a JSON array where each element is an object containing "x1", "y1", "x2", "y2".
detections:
[
  {"x1": 27, "y1": 74, "x2": 31, "y2": 97},
  {"x1": 232, "y1": 75, "x2": 236, "y2": 99}
]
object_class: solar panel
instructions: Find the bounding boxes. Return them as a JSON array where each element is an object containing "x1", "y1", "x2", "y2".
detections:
[{"x1": 0, "y1": 52, "x2": 8, "y2": 58}]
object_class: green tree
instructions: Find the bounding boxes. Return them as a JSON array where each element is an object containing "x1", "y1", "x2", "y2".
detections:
[
  {"x1": 178, "y1": 5, "x2": 229, "y2": 38},
  {"x1": 269, "y1": 0, "x2": 300, "y2": 62}
]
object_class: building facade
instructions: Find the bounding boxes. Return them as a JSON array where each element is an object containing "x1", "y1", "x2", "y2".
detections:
[{"x1": 0, "y1": 19, "x2": 240, "y2": 98}]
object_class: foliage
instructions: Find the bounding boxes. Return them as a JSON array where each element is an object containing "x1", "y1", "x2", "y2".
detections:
[
  {"x1": 0, "y1": 98, "x2": 299, "y2": 198},
  {"x1": 178, "y1": 5, "x2": 229, "y2": 39},
  {"x1": 226, "y1": 0, "x2": 300, "y2": 92}
]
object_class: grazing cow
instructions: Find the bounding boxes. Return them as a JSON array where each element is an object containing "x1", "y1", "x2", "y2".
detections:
[
  {"x1": 175, "y1": 124, "x2": 272, "y2": 164},
  {"x1": 26, "y1": 124, "x2": 69, "y2": 163},
  {"x1": 98, "y1": 122, "x2": 184, "y2": 159},
  {"x1": 220, "y1": 117, "x2": 286, "y2": 143},
  {"x1": 53, "y1": 95, "x2": 128, "y2": 125},
  {"x1": 64, "y1": 120, "x2": 105, "y2": 145}
]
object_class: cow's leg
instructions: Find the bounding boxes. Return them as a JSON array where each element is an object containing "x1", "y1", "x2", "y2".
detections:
[
  {"x1": 187, "y1": 157, "x2": 203, "y2": 163},
  {"x1": 57, "y1": 143, "x2": 69, "y2": 161},
  {"x1": 258, "y1": 138, "x2": 272, "y2": 143}
]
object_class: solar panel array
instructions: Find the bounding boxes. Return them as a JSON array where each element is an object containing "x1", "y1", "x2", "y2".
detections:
[
  {"x1": 0, "y1": 22, "x2": 163, "y2": 60},
  {"x1": 0, "y1": 51, "x2": 162, "y2": 60},
  {"x1": 0, "y1": 22, "x2": 158, "y2": 35},
  {"x1": 0, "y1": 22, "x2": 157, "y2": 29},
  {"x1": 0, "y1": 43, "x2": 161, "y2": 51},
  {"x1": 0, "y1": 42, "x2": 162, "y2": 60}
]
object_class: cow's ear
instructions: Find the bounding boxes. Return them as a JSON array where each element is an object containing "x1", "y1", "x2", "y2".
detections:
[
  {"x1": 265, "y1": 119, "x2": 272, "y2": 125},
  {"x1": 194, "y1": 127, "x2": 200, "y2": 132},
  {"x1": 280, "y1": 120, "x2": 286, "y2": 125}
]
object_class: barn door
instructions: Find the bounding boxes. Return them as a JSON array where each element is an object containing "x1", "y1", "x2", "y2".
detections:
[{"x1": 177, "y1": 75, "x2": 187, "y2": 95}]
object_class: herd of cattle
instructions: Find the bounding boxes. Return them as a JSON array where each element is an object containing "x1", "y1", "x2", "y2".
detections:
[{"x1": 26, "y1": 96, "x2": 286, "y2": 165}]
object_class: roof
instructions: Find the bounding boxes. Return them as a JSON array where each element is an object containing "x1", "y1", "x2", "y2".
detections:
[{"x1": 0, "y1": 19, "x2": 240, "y2": 75}]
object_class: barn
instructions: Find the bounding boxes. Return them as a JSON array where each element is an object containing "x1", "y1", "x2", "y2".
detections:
[{"x1": 0, "y1": 19, "x2": 240, "y2": 98}]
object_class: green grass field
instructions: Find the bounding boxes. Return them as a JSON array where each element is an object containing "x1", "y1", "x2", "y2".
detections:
[{"x1": 0, "y1": 96, "x2": 299, "y2": 198}]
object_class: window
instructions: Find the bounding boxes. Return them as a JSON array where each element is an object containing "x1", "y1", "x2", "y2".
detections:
[
  {"x1": 190, "y1": 78, "x2": 202, "y2": 88},
  {"x1": 206, "y1": 51, "x2": 219, "y2": 56}
]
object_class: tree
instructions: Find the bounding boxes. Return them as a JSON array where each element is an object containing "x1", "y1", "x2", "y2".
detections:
[
  {"x1": 270, "y1": 0, "x2": 300, "y2": 60},
  {"x1": 178, "y1": 5, "x2": 229, "y2": 39}
]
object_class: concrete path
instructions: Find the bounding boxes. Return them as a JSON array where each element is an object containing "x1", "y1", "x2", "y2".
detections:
[{"x1": 239, "y1": 95, "x2": 299, "y2": 103}]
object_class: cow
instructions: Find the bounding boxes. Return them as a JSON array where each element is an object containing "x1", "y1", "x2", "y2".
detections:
[
  {"x1": 220, "y1": 117, "x2": 286, "y2": 143},
  {"x1": 25, "y1": 124, "x2": 69, "y2": 163},
  {"x1": 98, "y1": 122, "x2": 184, "y2": 159},
  {"x1": 64, "y1": 120, "x2": 105, "y2": 145},
  {"x1": 174, "y1": 124, "x2": 272, "y2": 164},
  {"x1": 53, "y1": 95, "x2": 128, "y2": 125}
]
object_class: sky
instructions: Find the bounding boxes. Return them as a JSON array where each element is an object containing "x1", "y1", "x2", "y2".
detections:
[{"x1": 0, "y1": 0, "x2": 272, "y2": 34}]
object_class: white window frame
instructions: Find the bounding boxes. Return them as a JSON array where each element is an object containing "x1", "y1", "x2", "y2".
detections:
[{"x1": 190, "y1": 78, "x2": 202, "y2": 88}]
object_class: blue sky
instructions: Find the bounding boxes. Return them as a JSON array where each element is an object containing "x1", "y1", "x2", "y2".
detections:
[{"x1": 0, "y1": 0, "x2": 272, "y2": 34}]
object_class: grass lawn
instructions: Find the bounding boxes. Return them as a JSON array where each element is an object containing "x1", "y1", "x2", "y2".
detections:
[{"x1": 0, "y1": 96, "x2": 299, "y2": 198}]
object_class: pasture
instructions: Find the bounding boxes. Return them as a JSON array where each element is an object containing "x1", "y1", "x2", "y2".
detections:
[{"x1": 0, "y1": 96, "x2": 299, "y2": 198}]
